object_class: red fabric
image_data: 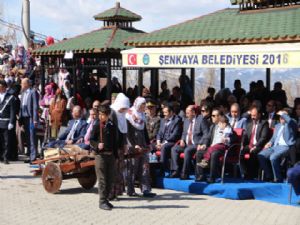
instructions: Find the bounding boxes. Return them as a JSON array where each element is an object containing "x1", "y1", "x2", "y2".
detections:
[{"x1": 204, "y1": 143, "x2": 227, "y2": 161}]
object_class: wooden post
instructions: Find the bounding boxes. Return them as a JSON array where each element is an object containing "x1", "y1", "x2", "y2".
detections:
[
  {"x1": 40, "y1": 56, "x2": 45, "y2": 96},
  {"x1": 106, "y1": 58, "x2": 112, "y2": 100},
  {"x1": 221, "y1": 68, "x2": 225, "y2": 89},
  {"x1": 266, "y1": 68, "x2": 271, "y2": 91},
  {"x1": 151, "y1": 68, "x2": 159, "y2": 98},
  {"x1": 122, "y1": 68, "x2": 127, "y2": 93},
  {"x1": 138, "y1": 68, "x2": 143, "y2": 96},
  {"x1": 190, "y1": 68, "x2": 195, "y2": 101}
]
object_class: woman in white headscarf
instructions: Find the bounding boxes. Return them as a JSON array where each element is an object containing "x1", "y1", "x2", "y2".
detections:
[
  {"x1": 125, "y1": 97, "x2": 156, "y2": 198},
  {"x1": 109, "y1": 93, "x2": 130, "y2": 200}
]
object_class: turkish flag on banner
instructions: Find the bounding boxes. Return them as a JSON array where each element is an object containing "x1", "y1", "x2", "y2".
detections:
[{"x1": 128, "y1": 54, "x2": 137, "y2": 65}]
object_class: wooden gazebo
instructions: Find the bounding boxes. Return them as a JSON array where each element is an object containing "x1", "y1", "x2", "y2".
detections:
[{"x1": 33, "y1": 2, "x2": 145, "y2": 99}]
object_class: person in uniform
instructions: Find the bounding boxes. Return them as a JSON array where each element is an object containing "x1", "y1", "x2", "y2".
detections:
[
  {"x1": 0, "y1": 80, "x2": 16, "y2": 164},
  {"x1": 145, "y1": 100, "x2": 160, "y2": 145}
]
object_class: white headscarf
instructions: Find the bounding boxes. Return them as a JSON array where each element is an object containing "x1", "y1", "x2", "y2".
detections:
[
  {"x1": 110, "y1": 93, "x2": 130, "y2": 133},
  {"x1": 126, "y1": 97, "x2": 146, "y2": 130}
]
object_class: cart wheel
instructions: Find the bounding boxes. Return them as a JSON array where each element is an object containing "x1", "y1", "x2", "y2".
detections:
[
  {"x1": 42, "y1": 162, "x2": 62, "y2": 194},
  {"x1": 78, "y1": 168, "x2": 97, "y2": 190}
]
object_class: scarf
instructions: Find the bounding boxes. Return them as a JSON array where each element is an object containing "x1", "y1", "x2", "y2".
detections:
[
  {"x1": 110, "y1": 93, "x2": 130, "y2": 133},
  {"x1": 126, "y1": 97, "x2": 146, "y2": 130}
]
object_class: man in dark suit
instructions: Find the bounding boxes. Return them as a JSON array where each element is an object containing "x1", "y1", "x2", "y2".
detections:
[
  {"x1": 20, "y1": 78, "x2": 39, "y2": 163},
  {"x1": 240, "y1": 106, "x2": 270, "y2": 179},
  {"x1": 156, "y1": 104, "x2": 182, "y2": 175},
  {"x1": 264, "y1": 100, "x2": 279, "y2": 128},
  {"x1": 0, "y1": 80, "x2": 16, "y2": 164},
  {"x1": 258, "y1": 109, "x2": 297, "y2": 182},
  {"x1": 170, "y1": 105, "x2": 209, "y2": 179},
  {"x1": 48, "y1": 106, "x2": 87, "y2": 148}
]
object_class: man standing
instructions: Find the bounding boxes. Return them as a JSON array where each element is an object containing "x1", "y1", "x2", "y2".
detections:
[
  {"x1": 240, "y1": 106, "x2": 269, "y2": 179},
  {"x1": 20, "y1": 78, "x2": 39, "y2": 163},
  {"x1": 170, "y1": 105, "x2": 209, "y2": 179},
  {"x1": 0, "y1": 80, "x2": 16, "y2": 164},
  {"x1": 156, "y1": 104, "x2": 182, "y2": 176},
  {"x1": 258, "y1": 109, "x2": 297, "y2": 182}
]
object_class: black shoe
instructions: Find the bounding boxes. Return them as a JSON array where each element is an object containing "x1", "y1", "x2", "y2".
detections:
[
  {"x1": 143, "y1": 192, "x2": 156, "y2": 198},
  {"x1": 24, "y1": 159, "x2": 30, "y2": 163},
  {"x1": 3, "y1": 160, "x2": 9, "y2": 165},
  {"x1": 128, "y1": 192, "x2": 141, "y2": 197},
  {"x1": 195, "y1": 175, "x2": 206, "y2": 182},
  {"x1": 106, "y1": 201, "x2": 114, "y2": 208},
  {"x1": 108, "y1": 196, "x2": 119, "y2": 201},
  {"x1": 207, "y1": 178, "x2": 215, "y2": 183},
  {"x1": 99, "y1": 203, "x2": 112, "y2": 210},
  {"x1": 169, "y1": 171, "x2": 180, "y2": 178},
  {"x1": 180, "y1": 174, "x2": 189, "y2": 180}
]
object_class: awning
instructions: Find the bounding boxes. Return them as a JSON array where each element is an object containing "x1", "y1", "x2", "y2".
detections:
[{"x1": 121, "y1": 43, "x2": 300, "y2": 69}]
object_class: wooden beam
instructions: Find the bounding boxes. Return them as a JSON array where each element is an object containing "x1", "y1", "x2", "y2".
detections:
[
  {"x1": 122, "y1": 68, "x2": 127, "y2": 93},
  {"x1": 190, "y1": 68, "x2": 195, "y2": 101},
  {"x1": 266, "y1": 68, "x2": 271, "y2": 91},
  {"x1": 221, "y1": 68, "x2": 225, "y2": 89},
  {"x1": 138, "y1": 68, "x2": 144, "y2": 96}
]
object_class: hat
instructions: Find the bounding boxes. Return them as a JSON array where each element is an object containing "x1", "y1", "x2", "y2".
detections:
[{"x1": 146, "y1": 99, "x2": 157, "y2": 108}]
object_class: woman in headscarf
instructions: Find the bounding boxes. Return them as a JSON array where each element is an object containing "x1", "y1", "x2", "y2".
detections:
[
  {"x1": 109, "y1": 93, "x2": 130, "y2": 200},
  {"x1": 125, "y1": 97, "x2": 156, "y2": 198}
]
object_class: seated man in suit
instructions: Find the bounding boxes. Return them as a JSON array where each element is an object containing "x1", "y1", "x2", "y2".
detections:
[
  {"x1": 264, "y1": 100, "x2": 279, "y2": 128},
  {"x1": 48, "y1": 105, "x2": 87, "y2": 148},
  {"x1": 258, "y1": 109, "x2": 297, "y2": 182},
  {"x1": 76, "y1": 108, "x2": 98, "y2": 150},
  {"x1": 156, "y1": 103, "x2": 182, "y2": 176},
  {"x1": 170, "y1": 105, "x2": 209, "y2": 179},
  {"x1": 228, "y1": 103, "x2": 247, "y2": 129},
  {"x1": 240, "y1": 106, "x2": 270, "y2": 179},
  {"x1": 195, "y1": 111, "x2": 234, "y2": 183}
]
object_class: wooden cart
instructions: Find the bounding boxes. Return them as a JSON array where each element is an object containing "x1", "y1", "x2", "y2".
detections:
[{"x1": 32, "y1": 148, "x2": 97, "y2": 194}]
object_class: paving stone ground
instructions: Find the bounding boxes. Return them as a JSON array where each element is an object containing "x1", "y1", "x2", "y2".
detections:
[{"x1": 0, "y1": 162, "x2": 299, "y2": 225}]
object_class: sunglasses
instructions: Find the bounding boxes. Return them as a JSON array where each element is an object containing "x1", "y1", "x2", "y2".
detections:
[
  {"x1": 212, "y1": 114, "x2": 219, "y2": 117},
  {"x1": 201, "y1": 109, "x2": 206, "y2": 112}
]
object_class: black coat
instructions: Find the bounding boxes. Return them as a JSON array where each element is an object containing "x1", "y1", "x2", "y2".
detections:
[
  {"x1": 243, "y1": 119, "x2": 270, "y2": 152},
  {"x1": 0, "y1": 93, "x2": 16, "y2": 129},
  {"x1": 90, "y1": 119, "x2": 118, "y2": 158}
]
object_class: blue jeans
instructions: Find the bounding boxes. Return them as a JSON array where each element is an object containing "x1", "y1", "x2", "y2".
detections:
[
  {"x1": 287, "y1": 163, "x2": 300, "y2": 195},
  {"x1": 258, "y1": 145, "x2": 290, "y2": 181}
]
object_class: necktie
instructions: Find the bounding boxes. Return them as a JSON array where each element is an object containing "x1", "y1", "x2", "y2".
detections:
[
  {"x1": 274, "y1": 125, "x2": 284, "y2": 146},
  {"x1": 84, "y1": 121, "x2": 94, "y2": 144},
  {"x1": 232, "y1": 119, "x2": 236, "y2": 129},
  {"x1": 249, "y1": 121, "x2": 257, "y2": 148},
  {"x1": 187, "y1": 120, "x2": 194, "y2": 145},
  {"x1": 66, "y1": 120, "x2": 78, "y2": 141}
]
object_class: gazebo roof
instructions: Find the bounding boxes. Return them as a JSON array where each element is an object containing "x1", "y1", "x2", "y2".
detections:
[
  {"x1": 33, "y1": 2, "x2": 144, "y2": 56},
  {"x1": 125, "y1": 6, "x2": 300, "y2": 47},
  {"x1": 33, "y1": 27, "x2": 144, "y2": 56},
  {"x1": 94, "y1": 2, "x2": 142, "y2": 22}
]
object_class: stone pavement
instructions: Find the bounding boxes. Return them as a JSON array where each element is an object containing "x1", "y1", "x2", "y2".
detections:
[{"x1": 0, "y1": 162, "x2": 299, "y2": 225}]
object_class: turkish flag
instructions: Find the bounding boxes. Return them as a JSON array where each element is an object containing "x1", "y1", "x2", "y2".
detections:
[{"x1": 128, "y1": 54, "x2": 137, "y2": 65}]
